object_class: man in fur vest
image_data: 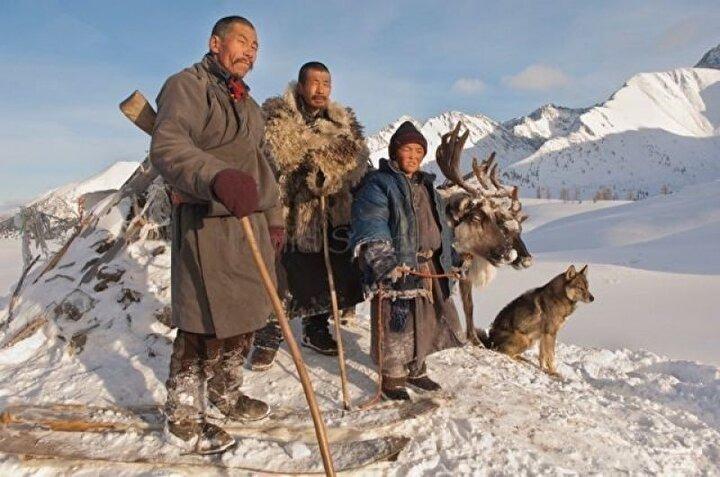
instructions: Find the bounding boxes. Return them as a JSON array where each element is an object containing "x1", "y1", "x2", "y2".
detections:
[
  {"x1": 249, "y1": 62, "x2": 369, "y2": 369},
  {"x1": 150, "y1": 16, "x2": 284, "y2": 454}
]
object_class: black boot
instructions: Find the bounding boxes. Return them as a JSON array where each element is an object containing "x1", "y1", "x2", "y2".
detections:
[
  {"x1": 249, "y1": 318, "x2": 282, "y2": 371},
  {"x1": 381, "y1": 375, "x2": 411, "y2": 401},
  {"x1": 301, "y1": 314, "x2": 338, "y2": 356},
  {"x1": 407, "y1": 364, "x2": 441, "y2": 392}
]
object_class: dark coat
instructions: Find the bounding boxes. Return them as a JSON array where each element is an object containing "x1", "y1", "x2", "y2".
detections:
[
  {"x1": 350, "y1": 158, "x2": 456, "y2": 294},
  {"x1": 150, "y1": 55, "x2": 282, "y2": 338}
]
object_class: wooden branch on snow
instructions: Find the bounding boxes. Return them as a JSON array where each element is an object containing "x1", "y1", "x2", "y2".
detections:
[{"x1": 5, "y1": 254, "x2": 41, "y2": 328}]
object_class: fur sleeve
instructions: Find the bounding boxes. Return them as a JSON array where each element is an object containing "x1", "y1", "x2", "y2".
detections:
[{"x1": 262, "y1": 97, "x2": 313, "y2": 174}]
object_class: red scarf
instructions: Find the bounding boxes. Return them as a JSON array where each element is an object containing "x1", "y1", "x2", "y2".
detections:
[{"x1": 227, "y1": 77, "x2": 248, "y2": 102}]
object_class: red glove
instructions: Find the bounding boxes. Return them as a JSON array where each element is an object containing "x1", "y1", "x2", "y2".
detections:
[
  {"x1": 269, "y1": 226, "x2": 286, "y2": 255},
  {"x1": 211, "y1": 169, "x2": 259, "y2": 219}
]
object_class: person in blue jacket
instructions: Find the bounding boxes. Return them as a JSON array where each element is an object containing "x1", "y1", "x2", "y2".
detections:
[{"x1": 351, "y1": 121, "x2": 465, "y2": 400}]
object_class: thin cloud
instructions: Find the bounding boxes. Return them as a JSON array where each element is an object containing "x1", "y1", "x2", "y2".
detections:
[
  {"x1": 451, "y1": 78, "x2": 487, "y2": 95},
  {"x1": 504, "y1": 64, "x2": 571, "y2": 91}
]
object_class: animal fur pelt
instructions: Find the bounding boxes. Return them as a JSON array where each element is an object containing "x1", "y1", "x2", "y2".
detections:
[{"x1": 262, "y1": 82, "x2": 369, "y2": 252}]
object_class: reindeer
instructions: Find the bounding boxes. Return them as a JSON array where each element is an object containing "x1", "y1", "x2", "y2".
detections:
[{"x1": 435, "y1": 123, "x2": 533, "y2": 345}]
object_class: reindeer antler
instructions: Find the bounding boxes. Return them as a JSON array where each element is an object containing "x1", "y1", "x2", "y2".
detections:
[
  {"x1": 471, "y1": 153, "x2": 527, "y2": 222},
  {"x1": 436, "y1": 122, "x2": 474, "y2": 195},
  {"x1": 471, "y1": 153, "x2": 512, "y2": 199}
]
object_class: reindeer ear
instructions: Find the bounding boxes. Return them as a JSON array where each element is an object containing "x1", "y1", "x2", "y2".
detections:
[
  {"x1": 580, "y1": 265, "x2": 588, "y2": 276},
  {"x1": 449, "y1": 196, "x2": 470, "y2": 222},
  {"x1": 565, "y1": 265, "x2": 577, "y2": 280}
]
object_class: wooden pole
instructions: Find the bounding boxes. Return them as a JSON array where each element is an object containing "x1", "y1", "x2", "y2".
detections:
[
  {"x1": 119, "y1": 90, "x2": 336, "y2": 476},
  {"x1": 360, "y1": 293, "x2": 384, "y2": 410},
  {"x1": 319, "y1": 196, "x2": 351, "y2": 410},
  {"x1": 241, "y1": 217, "x2": 335, "y2": 476}
]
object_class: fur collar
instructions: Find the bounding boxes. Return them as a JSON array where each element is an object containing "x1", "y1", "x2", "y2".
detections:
[
  {"x1": 262, "y1": 82, "x2": 368, "y2": 189},
  {"x1": 279, "y1": 81, "x2": 357, "y2": 133}
]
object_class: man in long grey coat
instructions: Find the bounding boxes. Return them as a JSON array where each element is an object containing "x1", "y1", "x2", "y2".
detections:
[{"x1": 150, "y1": 15, "x2": 284, "y2": 454}]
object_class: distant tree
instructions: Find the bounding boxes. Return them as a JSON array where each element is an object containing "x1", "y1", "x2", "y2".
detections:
[
  {"x1": 593, "y1": 186, "x2": 613, "y2": 201},
  {"x1": 559, "y1": 188, "x2": 569, "y2": 202}
]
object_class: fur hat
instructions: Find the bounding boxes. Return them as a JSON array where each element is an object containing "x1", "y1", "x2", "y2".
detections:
[{"x1": 388, "y1": 121, "x2": 427, "y2": 160}]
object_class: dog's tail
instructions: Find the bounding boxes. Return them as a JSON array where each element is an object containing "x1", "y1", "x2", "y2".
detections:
[{"x1": 476, "y1": 328, "x2": 492, "y2": 348}]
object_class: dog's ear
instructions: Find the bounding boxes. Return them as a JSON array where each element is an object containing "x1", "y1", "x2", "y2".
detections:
[
  {"x1": 579, "y1": 264, "x2": 588, "y2": 276},
  {"x1": 565, "y1": 265, "x2": 577, "y2": 280}
]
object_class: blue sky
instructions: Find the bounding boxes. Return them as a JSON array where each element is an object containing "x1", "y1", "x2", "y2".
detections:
[{"x1": 1, "y1": 0, "x2": 718, "y2": 206}]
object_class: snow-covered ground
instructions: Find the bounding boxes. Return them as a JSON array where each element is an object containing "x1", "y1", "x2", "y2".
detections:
[
  {"x1": 0, "y1": 179, "x2": 718, "y2": 474},
  {"x1": 472, "y1": 183, "x2": 720, "y2": 366}
]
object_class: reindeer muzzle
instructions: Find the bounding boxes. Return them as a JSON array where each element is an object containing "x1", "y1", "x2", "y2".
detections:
[
  {"x1": 503, "y1": 249, "x2": 518, "y2": 264},
  {"x1": 513, "y1": 255, "x2": 534, "y2": 269}
]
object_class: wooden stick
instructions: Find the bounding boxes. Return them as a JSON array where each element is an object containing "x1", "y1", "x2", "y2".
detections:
[
  {"x1": 119, "y1": 90, "x2": 336, "y2": 476},
  {"x1": 120, "y1": 90, "x2": 156, "y2": 136},
  {"x1": 319, "y1": 196, "x2": 350, "y2": 410},
  {"x1": 5, "y1": 255, "x2": 40, "y2": 327},
  {"x1": 33, "y1": 214, "x2": 93, "y2": 285},
  {"x1": 359, "y1": 292, "x2": 384, "y2": 410},
  {"x1": 241, "y1": 217, "x2": 335, "y2": 475}
]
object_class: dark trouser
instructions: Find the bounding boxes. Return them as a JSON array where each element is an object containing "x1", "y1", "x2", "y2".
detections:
[
  {"x1": 165, "y1": 329, "x2": 254, "y2": 422},
  {"x1": 281, "y1": 227, "x2": 364, "y2": 320}
]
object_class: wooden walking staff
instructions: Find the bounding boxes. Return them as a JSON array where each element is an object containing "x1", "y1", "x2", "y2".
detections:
[
  {"x1": 119, "y1": 90, "x2": 336, "y2": 477},
  {"x1": 359, "y1": 291, "x2": 385, "y2": 410},
  {"x1": 319, "y1": 196, "x2": 351, "y2": 410}
]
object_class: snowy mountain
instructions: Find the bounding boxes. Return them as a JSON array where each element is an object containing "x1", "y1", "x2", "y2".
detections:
[
  {"x1": 367, "y1": 111, "x2": 537, "y2": 178},
  {"x1": 368, "y1": 44, "x2": 720, "y2": 199},
  {"x1": 504, "y1": 65, "x2": 720, "y2": 198},
  {"x1": 28, "y1": 161, "x2": 140, "y2": 219},
  {"x1": 696, "y1": 43, "x2": 720, "y2": 69},
  {"x1": 0, "y1": 161, "x2": 140, "y2": 239},
  {"x1": 366, "y1": 114, "x2": 422, "y2": 162},
  {"x1": 503, "y1": 103, "x2": 589, "y2": 149}
]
